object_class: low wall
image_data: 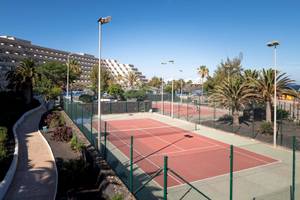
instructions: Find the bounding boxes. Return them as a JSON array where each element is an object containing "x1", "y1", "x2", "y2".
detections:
[{"x1": 0, "y1": 101, "x2": 44, "y2": 199}]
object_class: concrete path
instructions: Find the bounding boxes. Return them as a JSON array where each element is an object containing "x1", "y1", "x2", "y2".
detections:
[{"x1": 4, "y1": 105, "x2": 57, "y2": 200}]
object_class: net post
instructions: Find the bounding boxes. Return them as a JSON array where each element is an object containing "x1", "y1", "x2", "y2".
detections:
[
  {"x1": 130, "y1": 136, "x2": 134, "y2": 193},
  {"x1": 163, "y1": 156, "x2": 168, "y2": 200},
  {"x1": 230, "y1": 145, "x2": 233, "y2": 200},
  {"x1": 104, "y1": 121, "x2": 107, "y2": 159},
  {"x1": 292, "y1": 136, "x2": 296, "y2": 200},
  {"x1": 81, "y1": 104, "x2": 84, "y2": 131}
]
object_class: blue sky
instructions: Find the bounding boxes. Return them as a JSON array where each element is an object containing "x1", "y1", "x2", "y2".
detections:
[{"x1": 1, "y1": 0, "x2": 300, "y2": 83}]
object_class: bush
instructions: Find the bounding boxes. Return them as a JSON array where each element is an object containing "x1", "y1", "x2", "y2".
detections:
[
  {"x1": 124, "y1": 89, "x2": 146, "y2": 101},
  {"x1": 277, "y1": 108, "x2": 289, "y2": 120},
  {"x1": 44, "y1": 111, "x2": 65, "y2": 128},
  {"x1": 108, "y1": 84, "x2": 124, "y2": 100},
  {"x1": 259, "y1": 121, "x2": 273, "y2": 135},
  {"x1": 0, "y1": 145, "x2": 7, "y2": 160},
  {"x1": 79, "y1": 94, "x2": 93, "y2": 103},
  {"x1": 70, "y1": 135, "x2": 84, "y2": 151},
  {"x1": 0, "y1": 127, "x2": 8, "y2": 144},
  {"x1": 111, "y1": 194, "x2": 123, "y2": 200},
  {"x1": 51, "y1": 126, "x2": 73, "y2": 142}
]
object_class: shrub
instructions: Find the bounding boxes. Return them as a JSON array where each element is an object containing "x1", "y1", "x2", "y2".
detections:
[
  {"x1": 108, "y1": 84, "x2": 124, "y2": 100},
  {"x1": 259, "y1": 121, "x2": 273, "y2": 135},
  {"x1": 0, "y1": 145, "x2": 7, "y2": 160},
  {"x1": 277, "y1": 108, "x2": 289, "y2": 120},
  {"x1": 70, "y1": 135, "x2": 84, "y2": 151},
  {"x1": 51, "y1": 126, "x2": 73, "y2": 142},
  {"x1": 44, "y1": 111, "x2": 65, "y2": 128},
  {"x1": 0, "y1": 127, "x2": 8, "y2": 144},
  {"x1": 111, "y1": 194, "x2": 123, "y2": 200},
  {"x1": 124, "y1": 89, "x2": 146, "y2": 101},
  {"x1": 79, "y1": 94, "x2": 93, "y2": 103}
]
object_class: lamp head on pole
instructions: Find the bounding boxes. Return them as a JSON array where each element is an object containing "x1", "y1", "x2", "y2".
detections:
[
  {"x1": 98, "y1": 16, "x2": 112, "y2": 24},
  {"x1": 161, "y1": 62, "x2": 167, "y2": 65},
  {"x1": 168, "y1": 60, "x2": 174, "y2": 64},
  {"x1": 267, "y1": 40, "x2": 280, "y2": 48}
]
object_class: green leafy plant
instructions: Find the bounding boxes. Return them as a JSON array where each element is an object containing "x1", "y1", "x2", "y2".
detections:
[
  {"x1": 111, "y1": 194, "x2": 123, "y2": 200},
  {"x1": 108, "y1": 84, "x2": 124, "y2": 100},
  {"x1": 259, "y1": 121, "x2": 273, "y2": 135},
  {"x1": 70, "y1": 135, "x2": 84, "y2": 151},
  {"x1": 0, "y1": 127, "x2": 8, "y2": 144},
  {"x1": 277, "y1": 108, "x2": 289, "y2": 120},
  {"x1": 79, "y1": 94, "x2": 94, "y2": 103},
  {"x1": 0, "y1": 145, "x2": 7, "y2": 160},
  {"x1": 124, "y1": 89, "x2": 146, "y2": 101}
]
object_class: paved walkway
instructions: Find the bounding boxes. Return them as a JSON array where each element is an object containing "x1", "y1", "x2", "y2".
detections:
[{"x1": 4, "y1": 105, "x2": 57, "y2": 200}]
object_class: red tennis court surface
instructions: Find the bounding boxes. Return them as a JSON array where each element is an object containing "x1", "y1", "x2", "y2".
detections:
[
  {"x1": 96, "y1": 118, "x2": 277, "y2": 187},
  {"x1": 152, "y1": 101, "x2": 228, "y2": 118}
]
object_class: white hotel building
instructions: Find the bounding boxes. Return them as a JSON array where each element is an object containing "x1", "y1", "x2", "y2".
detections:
[{"x1": 0, "y1": 35, "x2": 147, "y2": 88}]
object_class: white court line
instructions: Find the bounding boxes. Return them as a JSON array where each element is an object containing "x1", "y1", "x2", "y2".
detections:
[
  {"x1": 107, "y1": 125, "x2": 179, "y2": 133},
  {"x1": 109, "y1": 130, "x2": 184, "y2": 185},
  {"x1": 150, "y1": 145, "x2": 221, "y2": 157},
  {"x1": 131, "y1": 124, "x2": 185, "y2": 151},
  {"x1": 168, "y1": 160, "x2": 281, "y2": 190}
]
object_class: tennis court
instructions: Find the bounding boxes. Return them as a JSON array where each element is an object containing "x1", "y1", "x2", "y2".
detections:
[
  {"x1": 153, "y1": 101, "x2": 228, "y2": 120},
  {"x1": 94, "y1": 118, "x2": 277, "y2": 187}
]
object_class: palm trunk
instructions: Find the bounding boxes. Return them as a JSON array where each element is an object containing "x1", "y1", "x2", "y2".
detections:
[
  {"x1": 266, "y1": 101, "x2": 272, "y2": 122},
  {"x1": 233, "y1": 110, "x2": 239, "y2": 126}
]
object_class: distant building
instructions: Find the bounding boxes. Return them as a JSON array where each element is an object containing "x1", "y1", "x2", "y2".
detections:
[{"x1": 0, "y1": 35, "x2": 147, "y2": 88}]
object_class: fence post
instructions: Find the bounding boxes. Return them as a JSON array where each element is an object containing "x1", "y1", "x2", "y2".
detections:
[
  {"x1": 164, "y1": 156, "x2": 168, "y2": 200},
  {"x1": 81, "y1": 104, "x2": 84, "y2": 131},
  {"x1": 90, "y1": 103, "x2": 93, "y2": 144},
  {"x1": 186, "y1": 101, "x2": 189, "y2": 121},
  {"x1": 230, "y1": 145, "x2": 233, "y2": 200},
  {"x1": 103, "y1": 121, "x2": 107, "y2": 159},
  {"x1": 292, "y1": 136, "x2": 296, "y2": 200},
  {"x1": 198, "y1": 95, "x2": 201, "y2": 125},
  {"x1": 130, "y1": 136, "x2": 134, "y2": 193}
]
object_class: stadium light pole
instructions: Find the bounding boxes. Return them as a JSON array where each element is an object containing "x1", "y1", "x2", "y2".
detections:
[
  {"x1": 66, "y1": 53, "x2": 74, "y2": 99},
  {"x1": 97, "y1": 16, "x2": 111, "y2": 151},
  {"x1": 179, "y1": 70, "x2": 183, "y2": 104},
  {"x1": 169, "y1": 60, "x2": 175, "y2": 118},
  {"x1": 161, "y1": 62, "x2": 167, "y2": 114},
  {"x1": 267, "y1": 40, "x2": 280, "y2": 147}
]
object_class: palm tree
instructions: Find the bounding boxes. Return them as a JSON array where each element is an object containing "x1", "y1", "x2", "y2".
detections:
[
  {"x1": 197, "y1": 65, "x2": 209, "y2": 102},
  {"x1": 252, "y1": 68, "x2": 294, "y2": 122},
  {"x1": 125, "y1": 71, "x2": 139, "y2": 89},
  {"x1": 68, "y1": 59, "x2": 81, "y2": 76},
  {"x1": 6, "y1": 59, "x2": 39, "y2": 104},
  {"x1": 210, "y1": 76, "x2": 258, "y2": 126}
]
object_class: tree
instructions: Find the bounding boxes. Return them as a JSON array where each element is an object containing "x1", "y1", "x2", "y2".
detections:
[
  {"x1": 148, "y1": 76, "x2": 162, "y2": 89},
  {"x1": 108, "y1": 84, "x2": 124, "y2": 100},
  {"x1": 197, "y1": 65, "x2": 209, "y2": 94},
  {"x1": 68, "y1": 59, "x2": 81, "y2": 77},
  {"x1": 6, "y1": 59, "x2": 39, "y2": 104},
  {"x1": 90, "y1": 65, "x2": 114, "y2": 94},
  {"x1": 125, "y1": 72, "x2": 139, "y2": 89},
  {"x1": 210, "y1": 76, "x2": 258, "y2": 126},
  {"x1": 252, "y1": 69, "x2": 294, "y2": 122},
  {"x1": 204, "y1": 55, "x2": 243, "y2": 91}
]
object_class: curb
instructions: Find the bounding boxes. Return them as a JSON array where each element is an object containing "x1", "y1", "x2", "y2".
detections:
[
  {"x1": 0, "y1": 102, "x2": 43, "y2": 200},
  {"x1": 37, "y1": 130, "x2": 58, "y2": 200}
]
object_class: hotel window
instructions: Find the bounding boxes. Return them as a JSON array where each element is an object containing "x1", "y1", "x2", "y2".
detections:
[
  {"x1": 9, "y1": 44, "x2": 13, "y2": 47},
  {"x1": 0, "y1": 43, "x2": 4, "y2": 45}
]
